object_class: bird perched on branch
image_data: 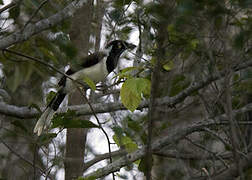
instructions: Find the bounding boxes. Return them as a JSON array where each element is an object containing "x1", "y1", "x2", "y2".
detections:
[{"x1": 34, "y1": 40, "x2": 136, "y2": 136}]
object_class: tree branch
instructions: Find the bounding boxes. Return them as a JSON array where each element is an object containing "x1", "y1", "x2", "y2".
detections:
[
  {"x1": 213, "y1": 152, "x2": 252, "y2": 180},
  {"x1": 82, "y1": 103, "x2": 252, "y2": 179},
  {"x1": 83, "y1": 149, "x2": 127, "y2": 171},
  {"x1": 0, "y1": 59, "x2": 251, "y2": 119},
  {"x1": 0, "y1": 137, "x2": 50, "y2": 179},
  {"x1": 0, "y1": 0, "x2": 88, "y2": 49},
  {"x1": 82, "y1": 148, "x2": 234, "y2": 172},
  {"x1": 0, "y1": 1, "x2": 17, "y2": 14},
  {"x1": 81, "y1": 148, "x2": 234, "y2": 173},
  {"x1": 0, "y1": 102, "x2": 38, "y2": 118}
]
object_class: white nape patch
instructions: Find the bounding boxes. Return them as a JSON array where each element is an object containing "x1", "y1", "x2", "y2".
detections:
[{"x1": 102, "y1": 45, "x2": 112, "y2": 56}]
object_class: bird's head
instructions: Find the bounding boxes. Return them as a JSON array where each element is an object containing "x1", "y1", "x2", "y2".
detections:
[
  {"x1": 105, "y1": 40, "x2": 136, "y2": 73},
  {"x1": 105, "y1": 40, "x2": 136, "y2": 54}
]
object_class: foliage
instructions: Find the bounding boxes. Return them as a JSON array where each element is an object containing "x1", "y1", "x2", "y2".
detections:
[
  {"x1": 82, "y1": 76, "x2": 96, "y2": 91},
  {"x1": 51, "y1": 110, "x2": 99, "y2": 129},
  {"x1": 1, "y1": 0, "x2": 252, "y2": 179},
  {"x1": 120, "y1": 78, "x2": 151, "y2": 111},
  {"x1": 113, "y1": 133, "x2": 138, "y2": 153}
]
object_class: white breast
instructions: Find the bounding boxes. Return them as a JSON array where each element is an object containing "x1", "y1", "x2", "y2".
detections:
[{"x1": 65, "y1": 58, "x2": 108, "y2": 92}]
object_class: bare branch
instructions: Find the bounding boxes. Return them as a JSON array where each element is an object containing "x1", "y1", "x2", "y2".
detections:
[
  {"x1": 224, "y1": 70, "x2": 243, "y2": 178},
  {"x1": 0, "y1": 137, "x2": 51, "y2": 179},
  {"x1": 22, "y1": 0, "x2": 49, "y2": 30},
  {"x1": 213, "y1": 152, "x2": 252, "y2": 180},
  {"x1": 83, "y1": 149, "x2": 127, "y2": 171},
  {"x1": 83, "y1": 148, "x2": 233, "y2": 172},
  {"x1": 82, "y1": 103, "x2": 252, "y2": 179},
  {"x1": 0, "y1": 0, "x2": 88, "y2": 49},
  {"x1": 0, "y1": 102, "x2": 38, "y2": 118},
  {"x1": 0, "y1": 1, "x2": 16, "y2": 14},
  {"x1": 154, "y1": 150, "x2": 232, "y2": 160},
  {"x1": 0, "y1": 59, "x2": 251, "y2": 119}
]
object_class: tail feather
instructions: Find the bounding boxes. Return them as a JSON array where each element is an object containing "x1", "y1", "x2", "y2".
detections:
[
  {"x1": 34, "y1": 88, "x2": 67, "y2": 136},
  {"x1": 34, "y1": 107, "x2": 55, "y2": 136}
]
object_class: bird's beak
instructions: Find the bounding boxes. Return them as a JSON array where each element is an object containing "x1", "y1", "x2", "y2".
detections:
[{"x1": 126, "y1": 43, "x2": 137, "y2": 49}]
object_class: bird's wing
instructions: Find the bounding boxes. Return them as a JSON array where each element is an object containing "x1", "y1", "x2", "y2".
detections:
[
  {"x1": 58, "y1": 69, "x2": 75, "y2": 86},
  {"x1": 79, "y1": 52, "x2": 107, "y2": 68},
  {"x1": 57, "y1": 52, "x2": 107, "y2": 86}
]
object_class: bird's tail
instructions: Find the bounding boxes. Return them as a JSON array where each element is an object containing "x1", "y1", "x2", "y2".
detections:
[
  {"x1": 34, "y1": 89, "x2": 66, "y2": 136},
  {"x1": 33, "y1": 107, "x2": 55, "y2": 136}
]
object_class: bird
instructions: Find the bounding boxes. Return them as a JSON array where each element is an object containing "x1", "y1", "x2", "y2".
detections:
[{"x1": 34, "y1": 40, "x2": 136, "y2": 136}]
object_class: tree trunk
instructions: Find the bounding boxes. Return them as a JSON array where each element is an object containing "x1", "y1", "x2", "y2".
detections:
[
  {"x1": 64, "y1": 0, "x2": 106, "y2": 179},
  {"x1": 64, "y1": 1, "x2": 93, "y2": 179}
]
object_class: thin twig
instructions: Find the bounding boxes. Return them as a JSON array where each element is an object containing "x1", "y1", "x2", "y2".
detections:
[
  {"x1": 185, "y1": 137, "x2": 229, "y2": 169},
  {"x1": 23, "y1": 0, "x2": 49, "y2": 30},
  {"x1": 74, "y1": 84, "x2": 116, "y2": 180},
  {"x1": 0, "y1": 0, "x2": 88, "y2": 49},
  {"x1": 0, "y1": 137, "x2": 51, "y2": 179},
  {"x1": 106, "y1": 0, "x2": 133, "y2": 40},
  {"x1": 224, "y1": 70, "x2": 243, "y2": 178},
  {"x1": 2, "y1": 49, "x2": 88, "y2": 88},
  {"x1": 83, "y1": 149, "x2": 127, "y2": 171},
  {"x1": 82, "y1": 105, "x2": 252, "y2": 179},
  {"x1": 203, "y1": 128, "x2": 231, "y2": 150},
  {"x1": 0, "y1": 1, "x2": 16, "y2": 14}
]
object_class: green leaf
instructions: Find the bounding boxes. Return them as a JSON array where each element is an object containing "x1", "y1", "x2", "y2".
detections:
[
  {"x1": 121, "y1": 66, "x2": 139, "y2": 73},
  {"x1": 127, "y1": 117, "x2": 141, "y2": 132},
  {"x1": 38, "y1": 133, "x2": 57, "y2": 145},
  {"x1": 120, "y1": 26, "x2": 133, "y2": 35},
  {"x1": 134, "y1": 159, "x2": 141, "y2": 166},
  {"x1": 116, "y1": 66, "x2": 138, "y2": 79},
  {"x1": 121, "y1": 80, "x2": 141, "y2": 112},
  {"x1": 108, "y1": 9, "x2": 122, "y2": 22},
  {"x1": 55, "y1": 34, "x2": 77, "y2": 59},
  {"x1": 127, "y1": 117, "x2": 147, "y2": 144},
  {"x1": 83, "y1": 76, "x2": 96, "y2": 90},
  {"x1": 11, "y1": 120, "x2": 28, "y2": 133},
  {"x1": 124, "y1": 140, "x2": 138, "y2": 153},
  {"x1": 61, "y1": 43, "x2": 78, "y2": 59},
  {"x1": 163, "y1": 61, "x2": 174, "y2": 71},
  {"x1": 78, "y1": 176, "x2": 96, "y2": 180},
  {"x1": 113, "y1": 134, "x2": 121, "y2": 146},
  {"x1": 120, "y1": 78, "x2": 151, "y2": 112},
  {"x1": 28, "y1": 103, "x2": 42, "y2": 113},
  {"x1": 46, "y1": 91, "x2": 57, "y2": 105},
  {"x1": 113, "y1": 0, "x2": 133, "y2": 8},
  {"x1": 167, "y1": 24, "x2": 180, "y2": 43},
  {"x1": 39, "y1": 47, "x2": 58, "y2": 64},
  {"x1": 113, "y1": 135, "x2": 138, "y2": 153},
  {"x1": 169, "y1": 75, "x2": 190, "y2": 97},
  {"x1": 190, "y1": 39, "x2": 199, "y2": 49},
  {"x1": 112, "y1": 126, "x2": 124, "y2": 138},
  {"x1": 51, "y1": 110, "x2": 99, "y2": 129}
]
